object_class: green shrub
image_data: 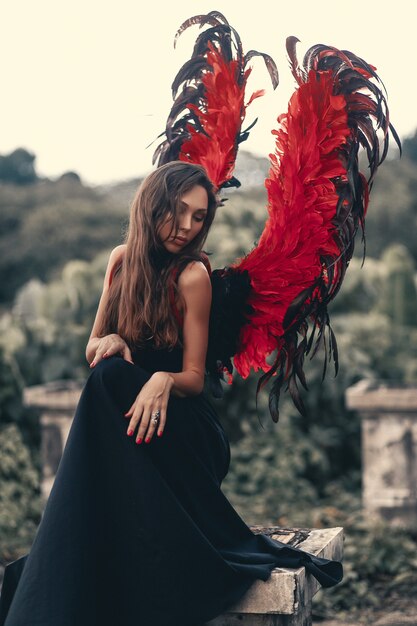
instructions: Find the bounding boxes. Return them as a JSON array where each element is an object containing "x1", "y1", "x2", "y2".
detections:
[{"x1": 0, "y1": 423, "x2": 42, "y2": 559}]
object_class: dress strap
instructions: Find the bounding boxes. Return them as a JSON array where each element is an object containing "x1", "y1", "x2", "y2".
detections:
[{"x1": 200, "y1": 251, "x2": 212, "y2": 276}]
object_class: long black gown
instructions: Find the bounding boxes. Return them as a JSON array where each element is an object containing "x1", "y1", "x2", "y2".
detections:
[{"x1": 0, "y1": 342, "x2": 343, "y2": 626}]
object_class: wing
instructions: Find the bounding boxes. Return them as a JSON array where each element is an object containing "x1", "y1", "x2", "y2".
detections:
[
  {"x1": 207, "y1": 38, "x2": 401, "y2": 421},
  {"x1": 152, "y1": 10, "x2": 279, "y2": 190}
]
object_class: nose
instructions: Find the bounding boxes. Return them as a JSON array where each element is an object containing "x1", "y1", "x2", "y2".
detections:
[{"x1": 178, "y1": 213, "x2": 192, "y2": 232}]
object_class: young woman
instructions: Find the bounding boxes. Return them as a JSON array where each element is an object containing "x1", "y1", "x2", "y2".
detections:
[{"x1": 0, "y1": 161, "x2": 342, "y2": 626}]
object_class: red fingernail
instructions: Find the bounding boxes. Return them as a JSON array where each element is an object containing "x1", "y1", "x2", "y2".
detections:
[
  {"x1": 136, "y1": 438, "x2": 142, "y2": 444},
  {"x1": 157, "y1": 432, "x2": 163, "y2": 437},
  {"x1": 127, "y1": 429, "x2": 134, "y2": 436},
  {"x1": 145, "y1": 437, "x2": 151, "y2": 444}
]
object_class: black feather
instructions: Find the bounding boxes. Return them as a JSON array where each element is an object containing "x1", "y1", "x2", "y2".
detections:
[{"x1": 152, "y1": 11, "x2": 278, "y2": 191}]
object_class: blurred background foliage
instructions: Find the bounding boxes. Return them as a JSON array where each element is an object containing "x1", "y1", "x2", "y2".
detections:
[{"x1": 0, "y1": 134, "x2": 416, "y2": 620}]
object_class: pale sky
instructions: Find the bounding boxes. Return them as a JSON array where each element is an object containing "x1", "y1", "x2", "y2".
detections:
[{"x1": 0, "y1": 0, "x2": 413, "y2": 186}]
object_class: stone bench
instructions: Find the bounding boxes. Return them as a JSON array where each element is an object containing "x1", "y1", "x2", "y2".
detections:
[{"x1": 205, "y1": 525, "x2": 344, "y2": 626}]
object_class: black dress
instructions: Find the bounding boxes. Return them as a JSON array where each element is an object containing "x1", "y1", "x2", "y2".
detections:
[{"x1": 0, "y1": 339, "x2": 343, "y2": 626}]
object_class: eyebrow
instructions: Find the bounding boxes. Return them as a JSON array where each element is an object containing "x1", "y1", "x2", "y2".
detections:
[{"x1": 179, "y1": 201, "x2": 208, "y2": 212}]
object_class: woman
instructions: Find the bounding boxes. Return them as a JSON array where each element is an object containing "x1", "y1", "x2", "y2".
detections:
[{"x1": 0, "y1": 161, "x2": 342, "y2": 626}]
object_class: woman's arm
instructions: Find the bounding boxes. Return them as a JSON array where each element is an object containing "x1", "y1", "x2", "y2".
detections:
[
  {"x1": 86, "y1": 244, "x2": 129, "y2": 365},
  {"x1": 163, "y1": 260, "x2": 212, "y2": 397},
  {"x1": 124, "y1": 260, "x2": 212, "y2": 443}
]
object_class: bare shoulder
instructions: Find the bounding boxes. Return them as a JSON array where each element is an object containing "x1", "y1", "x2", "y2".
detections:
[
  {"x1": 109, "y1": 244, "x2": 127, "y2": 263},
  {"x1": 177, "y1": 261, "x2": 211, "y2": 320},
  {"x1": 177, "y1": 260, "x2": 211, "y2": 291}
]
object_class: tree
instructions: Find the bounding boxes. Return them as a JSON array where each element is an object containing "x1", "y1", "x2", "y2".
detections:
[
  {"x1": 0, "y1": 148, "x2": 37, "y2": 185},
  {"x1": 403, "y1": 130, "x2": 417, "y2": 163}
]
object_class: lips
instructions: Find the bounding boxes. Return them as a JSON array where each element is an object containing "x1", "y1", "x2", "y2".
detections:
[{"x1": 172, "y1": 236, "x2": 188, "y2": 244}]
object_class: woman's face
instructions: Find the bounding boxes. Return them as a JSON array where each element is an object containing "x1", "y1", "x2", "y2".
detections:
[{"x1": 157, "y1": 184, "x2": 209, "y2": 253}]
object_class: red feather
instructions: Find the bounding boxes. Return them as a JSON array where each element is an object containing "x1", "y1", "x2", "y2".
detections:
[
  {"x1": 223, "y1": 40, "x2": 401, "y2": 420},
  {"x1": 179, "y1": 41, "x2": 264, "y2": 189},
  {"x1": 152, "y1": 11, "x2": 278, "y2": 191},
  {"x1": 233, "y1": 70, "x2": 348, "y2": 378}
]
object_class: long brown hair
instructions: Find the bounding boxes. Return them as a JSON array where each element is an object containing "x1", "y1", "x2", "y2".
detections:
[{"x1": 97, "y1": 161, "x2": 218, "y2": 349}]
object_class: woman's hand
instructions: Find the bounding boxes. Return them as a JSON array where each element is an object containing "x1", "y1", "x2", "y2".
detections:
[
  {"x1": 89, "y1": 333, "x2": 134, "y2": 368},
  {"x1": 124, "y1": 372, "x2": 174, "y2": 443}
]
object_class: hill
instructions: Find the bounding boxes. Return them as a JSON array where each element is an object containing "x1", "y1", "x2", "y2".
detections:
[{"x1": 0, "y1": 137, "x2": 414, "y2": 305}]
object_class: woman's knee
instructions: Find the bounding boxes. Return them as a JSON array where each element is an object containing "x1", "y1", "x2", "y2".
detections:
[{"x1": 89, "y1": 356, "x2": 151, "y2": 395}]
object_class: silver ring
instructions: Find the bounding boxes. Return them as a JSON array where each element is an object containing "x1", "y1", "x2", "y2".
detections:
[{"x1": 151, "y1": 409, "x2": 160, "y2": 423}]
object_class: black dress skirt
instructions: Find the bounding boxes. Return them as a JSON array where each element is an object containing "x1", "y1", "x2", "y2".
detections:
[{"x1": 0, "y1": 345, "x2": 343, "y2": 626}]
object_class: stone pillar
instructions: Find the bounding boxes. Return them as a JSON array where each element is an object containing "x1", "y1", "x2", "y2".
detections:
[
  {"x1": 23, "y1": 380, "x2": 84, "y2": 503},
  {"x1": 345, "y1": 379, "x2": 417, "y2": 528}
]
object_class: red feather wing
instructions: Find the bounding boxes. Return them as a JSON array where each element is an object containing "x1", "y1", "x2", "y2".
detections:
[{"x1": 228, "y1": 39, "x2": 401, "y2": 421}]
